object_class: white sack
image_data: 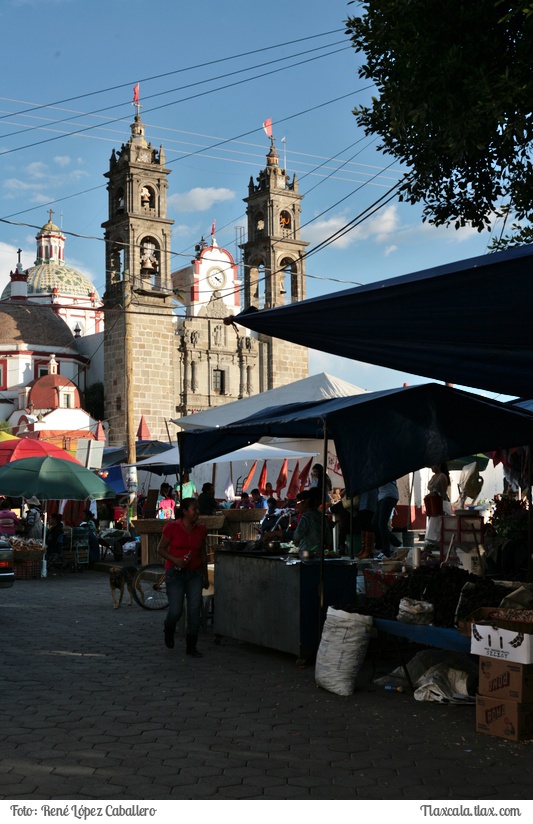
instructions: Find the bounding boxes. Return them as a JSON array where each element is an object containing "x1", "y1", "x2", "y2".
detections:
[{"x1": 315, "y1": 608, "x2": 373, "y2": 696}]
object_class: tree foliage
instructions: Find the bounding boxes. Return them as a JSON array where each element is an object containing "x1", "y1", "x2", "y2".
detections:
[
  {"x1": 83, "y1": 381, "x2": 104, "y2": 422},
  {"x1": 346, "y1": 1, "x2": 533, "y2": 247}
]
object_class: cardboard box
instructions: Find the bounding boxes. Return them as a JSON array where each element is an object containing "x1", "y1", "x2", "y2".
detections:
[
  {"x1": 476, "y1": 695, "x2": 533, "y2": 741},
  {"x1": 470, "y1": 621, "x2": 533, "y2": 664},
  {"x1": 478, "y1": 657, "x2": 533, "y2": 702},
  {"x1": 458, "y1": 607, "x2": 497, "y2": 638}
]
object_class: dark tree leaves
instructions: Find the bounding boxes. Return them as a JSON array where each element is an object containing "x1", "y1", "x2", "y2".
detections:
[{"x1": 346, "y1": 2, "x2": 533, "y2": 243}]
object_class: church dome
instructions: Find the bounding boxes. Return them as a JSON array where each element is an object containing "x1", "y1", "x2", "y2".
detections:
[
  {"x1": 1, "y1": 263, "x2": 100, "y2": 301},
  {"x1": 0, "y1": 303, "x2": 78, "y2": 349},
  {"x1": 27, "y1": 373, "x2": 81, "y2": 410},
  {"x1": 1, "y1": 213, "x2": 101, "y2": 302}
]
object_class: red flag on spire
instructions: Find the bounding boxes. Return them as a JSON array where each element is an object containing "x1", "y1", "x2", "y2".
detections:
[
  {"x1": 241, "y1": 460, "x2": 257, "y2": 492},
  {"x1": 286, "y1": 461, "x2": 300, "y2": 500},
  {"x1": 262, "y1": 118, "x2": 273, "y2": 138},
  {"x1": 298, "y1": 457, "x2": 314, "y2": 492},
  {"x1": 258, "y1": 460, "x2": 268, "y2": 495},
  {"x1": 133, "y1": 83, "x2": 140, "y2": 104},
  {"x1": 275, "y1": 459, "x2": 288, "y2": 497}
]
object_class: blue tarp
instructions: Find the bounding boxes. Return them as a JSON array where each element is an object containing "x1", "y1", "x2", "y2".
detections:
[
  {"x1": 180, "y1": 383, "x2": 533, "y2": 496},
  {"x1": 229, "y1": 244, "x2": 533, "y2": 398}
]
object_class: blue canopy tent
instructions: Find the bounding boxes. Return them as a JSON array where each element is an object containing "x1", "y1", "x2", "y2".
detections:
[
  {"x1": 225, "y1": 245, "x2": 533, "y2": 399},
  {"x1": 180, "y1": 383, "x2": 533, "y2": 497}
]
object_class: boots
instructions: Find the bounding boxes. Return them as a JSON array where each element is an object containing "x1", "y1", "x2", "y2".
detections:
[
  {"x1": 357, "y1": 531, "x2": 374, "y2": 560},
  {"x1": 186, "y1": 634, "x2": 202, "y2": 658}
]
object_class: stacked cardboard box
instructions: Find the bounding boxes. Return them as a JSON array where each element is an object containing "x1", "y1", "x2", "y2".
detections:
[{"x1": 472, "y1": 619, "x2": 533, "y2": 741}]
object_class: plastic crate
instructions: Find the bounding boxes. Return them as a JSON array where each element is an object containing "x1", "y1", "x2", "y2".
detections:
[
  {"x1": 14, "y1": 559, "x2": 41, "y2": 580},
  {"x1": 363, "y1": 568, "x2": 403, "y2": 598}
]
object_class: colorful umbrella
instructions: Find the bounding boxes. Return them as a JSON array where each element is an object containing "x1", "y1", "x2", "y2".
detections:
[
  {"x1": 258, "y1": 460, "x2": 268, "y2": 495},
  {"x1": 0, "y1": 456, "x2": 116, "y2": 501},
  {"x1": 286, "y1": 461, "x2": 300, "y2": 500},
  {"x1": 0, "y1": 431, "x2": 18, "y2": 442},
  {"x1": 298, "y1": 457, "x2": 314, "y2": 491},
  {"x1": 241, "y1": 460, "x2": 257, "y2": 492},
  {"x1": 0, "y1": 438, "x2": 81, "y2": 467},
  {"x1": 275, "y1": 458, "x2": 288, "y2": 496}
]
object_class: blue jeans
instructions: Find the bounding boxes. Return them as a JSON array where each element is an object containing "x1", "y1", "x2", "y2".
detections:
[
  {"x1": 372, "y1": 497, "x2": 397, "y2": 557},
  {"x1": 164, "y1": 568, "x2": 203, "y2": 636}
]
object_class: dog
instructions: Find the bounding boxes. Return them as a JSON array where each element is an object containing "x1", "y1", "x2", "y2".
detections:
[{"x1": 109, "y1": 565, "x2": 143, "y2": 609}]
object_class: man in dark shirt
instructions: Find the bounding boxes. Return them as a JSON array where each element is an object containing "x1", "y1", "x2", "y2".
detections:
[{"x1": 197, "y1": 483, "x2": 218, "y2": 515}]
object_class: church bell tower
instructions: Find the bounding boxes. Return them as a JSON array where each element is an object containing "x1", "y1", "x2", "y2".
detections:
[
  {"x1": 102, "y1": 111, "x2": 176, "y2": 445},
  {"x1": 240, "y1": 136, "x2": 309, "y2": 389}
]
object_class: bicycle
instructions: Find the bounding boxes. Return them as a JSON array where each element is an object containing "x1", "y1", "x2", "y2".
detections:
[{"x1": 132, "y1": 563, "x2": 168, "y2": 610}]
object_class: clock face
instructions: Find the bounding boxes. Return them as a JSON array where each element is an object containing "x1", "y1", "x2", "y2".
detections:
[{"x1": 207, "y1": 268, "x2": 226, "y2": 289}]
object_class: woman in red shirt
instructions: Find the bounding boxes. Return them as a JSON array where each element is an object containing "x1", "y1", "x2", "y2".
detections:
[{"x1": 157, "y1": 497, "x2": 209, "y2": 657}]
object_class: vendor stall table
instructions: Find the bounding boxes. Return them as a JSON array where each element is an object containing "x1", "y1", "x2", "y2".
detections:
[
  {"x1": 373, "y1": 618, "x2": 471, "y2": 654},
  {"x1": 440, "y1": 511, "x2": 484, "y2": 559},
  {"x1": 214, "y1": 550, "x2": 358, "y2": 663}
]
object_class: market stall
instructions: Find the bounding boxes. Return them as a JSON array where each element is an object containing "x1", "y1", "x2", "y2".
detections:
[{"x1": 214, "y1": 548, "x2": 358, "y2": 662}]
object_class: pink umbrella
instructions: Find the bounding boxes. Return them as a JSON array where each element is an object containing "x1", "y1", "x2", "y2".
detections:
[{"x1": 0, "y1": 438, "x2": 82, "y2": 467}]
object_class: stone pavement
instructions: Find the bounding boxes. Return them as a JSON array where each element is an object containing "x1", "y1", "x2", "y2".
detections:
[{"x1": 1, "y1": 568, "x2": 533, "y2": 802}]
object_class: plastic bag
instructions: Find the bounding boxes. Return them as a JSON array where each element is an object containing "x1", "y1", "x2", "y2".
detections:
[
  {"x1": 397, "y1": 597, "x2": 434, "y2": 624},
  {"x1": 315, "y1": 608, "x2": 373, "y2": 696}
]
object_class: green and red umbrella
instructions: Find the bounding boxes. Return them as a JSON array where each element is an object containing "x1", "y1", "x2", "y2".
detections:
[
  {"x1": 0, "y1": 456, "x2": 116, "y2": 501},
  {"x1": 0, "y1": 438, "x2": 81, "y2": 467}
]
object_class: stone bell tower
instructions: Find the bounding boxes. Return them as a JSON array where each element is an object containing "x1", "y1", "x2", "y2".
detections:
[
  {"x1": 102, "y1": 111, "x2": 176, "y2": 445},
  {"x1": 240, "y1": 135, "x2": 309, "y2": 390}
]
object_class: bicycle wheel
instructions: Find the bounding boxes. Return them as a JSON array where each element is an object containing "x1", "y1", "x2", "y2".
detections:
[{"x1": 133, "y1": 564, "x2": 168, "y2": 610}]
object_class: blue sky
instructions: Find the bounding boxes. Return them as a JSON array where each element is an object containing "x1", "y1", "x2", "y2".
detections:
[{"x1": 0, "y1": 0, "x2": 504, "y2": 396}]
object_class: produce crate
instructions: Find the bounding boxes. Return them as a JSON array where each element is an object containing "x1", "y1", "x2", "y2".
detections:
[
  {"x1": 14, "y1": 559, "x2": 41, "y2": 580},
  {"x1": 363, "y1": 568, "x2": 403, "y2": 598}
]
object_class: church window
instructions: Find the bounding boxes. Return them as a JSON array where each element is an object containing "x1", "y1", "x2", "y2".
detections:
[
  {"x1": 255, "y1": 213, "x2": 265, "y2": 237},
  {"x1": 140, "y1": 236, "x2": 160, "y2": 285},
  {"x1": 213, "y1": 368, "x2": 226, "y2": 395},
  {"x1": 116, "y1": 189, "x2": 125, "y2": 214},
  {"x1": 61, "y1": 392, "x2": 73, "y2": 409},
  {"x1": 35, "y1": 361, "x2": 52, "y2": 380},
  {"x1": 140, "y1": 185, "x2": 155, "y2": 210},
  {"x1": 280, "y1": 210, "x2": 291, "y2": 232}
]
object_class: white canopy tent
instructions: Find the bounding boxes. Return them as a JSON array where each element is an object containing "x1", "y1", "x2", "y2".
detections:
[
  {"x1": 173, "y1": 372, "x2": 366, "y2": 431},
  {"x1": 130, "y1": 441, "x2": 319, "y2": 499}
]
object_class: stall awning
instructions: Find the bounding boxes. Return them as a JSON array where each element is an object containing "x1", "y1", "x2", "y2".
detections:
[
  {"x1": 180, "y1": 383, "x2": 533, "y2": 495},
  {"x1": 228, "y1": 244, "x2": 533, "y2": 398}
]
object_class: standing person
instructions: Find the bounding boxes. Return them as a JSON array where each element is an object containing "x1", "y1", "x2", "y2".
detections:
[
  {"x1": 250, "y1": 488, "x2": 266, "y2": 509},
  {"x1": 0, "y1": 497, "x2": 19, "y2": 537},
  {"x1": 310, "y1": 463, "x2": 332, "y2": 503},
  {"x1": 372, "y1": 481, "x2": 399, "y2": 558},
  {"x1": 24, "y1": 496, "x2": 43, "y2": 539},
  {"x1": 156, "y1": 485, "x2": 176, "y2": 520},
  {"x1": 157, "y1": 498, "x2": 209, "y2": 657},
  {"x1": 80, "y1": 508, "x2": 100, "y2": 566},
  {"x1": 357, "y1": 487, "x2": 378, "y2": 559},
  {"x1": 197, "y1": 482, "x2": 218, "y2": 515},
  {"x1": 425, "y1": 463, "x2": 451, "y2": 545},
  {"x1": 174, "y1": 470, "x2": 198, "y2": 502},
  {"x1": 45, "y1": 513, "x2": 64, "y2": 563}
]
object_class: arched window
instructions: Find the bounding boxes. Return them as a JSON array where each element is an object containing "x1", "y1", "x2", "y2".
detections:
[
  {"x1": 279, "y1": 210, "x2": 292, "y2": 234},
  {"x1": 140, "y1": 236, "x2": 160, "y2": 286},
  {"x1": 140, "y1": 185, "x2": 155, "y2": 210}
]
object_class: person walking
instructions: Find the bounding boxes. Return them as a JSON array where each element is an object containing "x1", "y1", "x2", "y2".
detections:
[
  {"x1": 0, "y1": 497, "x2": 19, "y2": 537},
  {"x1": 157, "y1": 498, "x2": 209, "y2": 658}
]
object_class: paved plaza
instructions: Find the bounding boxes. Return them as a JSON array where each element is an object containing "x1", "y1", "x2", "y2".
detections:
[{"x1": 1, "y1": 568, "x2": 533, "y2": 802}]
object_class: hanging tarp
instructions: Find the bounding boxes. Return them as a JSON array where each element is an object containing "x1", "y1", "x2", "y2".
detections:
[
  {"x1": 180, "y1": 383, "x2": 533, "y2": 496},
  {"x1": 227, "y1": 245, "x2": 533, "y2": 398}
]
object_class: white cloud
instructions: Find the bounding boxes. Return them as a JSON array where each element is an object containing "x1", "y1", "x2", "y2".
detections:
[
  {"x1": 54, "y1": 156, "x2": 71, "y2": 167},
  {"x1": 26, "y1": 161, "x2": 49, "y2": 179},
  {"x1": 305, "y1": 204, "x2": 402, "y2": 250},
  {"x1": 168, "y1": 187, "x2": 235, "y2": 213},
  {"x1": 384, "y1": 244, "x2": 398, "y2": 256}
]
